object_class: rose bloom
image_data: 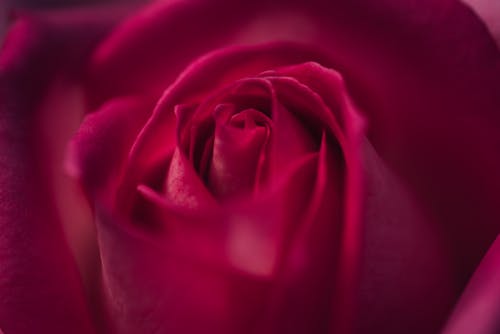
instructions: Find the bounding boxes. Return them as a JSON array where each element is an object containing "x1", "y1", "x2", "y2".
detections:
[{"x1": 0, "y1": 0, "x2": 499, "y2": 333}]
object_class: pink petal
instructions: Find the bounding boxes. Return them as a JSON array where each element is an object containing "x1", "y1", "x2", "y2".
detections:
[
  {"x1": 257, "y1": 133, "x2": 344, "y2": 334},
  {"x1": 127, "y1": 42, "x2": 332, "y2": 186},
  {"x1": 0, "y1": 11, "x2": 118, "y2": 333},
  {"x1": 462, "y1": 0, "x2": 500, "y2": 46},
  {"x1": 79, "y1": 0, "x2": 500, "y2": 332},
  {"x1": 96, "y1": 151, "x2": 322, "y2": 333},
  {"x1": 164, "y1": 147, "x2": 216, "y2": 209},
  {"x1": 68, "y1": 97, "x2": 152, "y2": 197},
  {"x1": 353, "y1": 140, "x2": 455, "y2": 333},
  {"x1": 87, "y1": 0, "x2": 326, "y2": 105},
  {"x1": 443, "y1": 236, "x2": 500, "y2": 334},
  {"x1": 209, "y1": 109, "x2": 269, "y2": 198}
]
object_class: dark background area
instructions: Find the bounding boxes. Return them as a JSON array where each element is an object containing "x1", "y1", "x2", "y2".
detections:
[
  {"x1": 7, "y1": 0, "x2": 147, "y2": 9},
  {"x1": 5, "y1": 0, "x2": 497, "y2": 42},
  {"x1": 1, "y1": 0, "x2": 498, "y2": 49},
  {"x1": 1, "y1": 0, "x2": 149, "y2": 36}
]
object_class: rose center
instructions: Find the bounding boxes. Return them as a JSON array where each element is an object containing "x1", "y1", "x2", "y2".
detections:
[
  {"x1": 172, "y1": 77, "x2": 323, "y2": 201},
  {"x1": 205, "y1": 105, "x2": 272, "y2": 198}
]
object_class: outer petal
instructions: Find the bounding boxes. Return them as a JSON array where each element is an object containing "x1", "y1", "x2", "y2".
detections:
[
  {"x1": 0, "y1": 8, "x2": 123, "y2": 333},
  {"x1": 354, "y1": 141, "x2": 454, "y2": 333},
  {"x1": 256, "y1": 134, "x2": 344, "y2": 334},
  {"x1": 83, "y1": 0, "x2": 500, "y2": 332},
  {"x1": 67, "y1": 97, "x2": 153, "y2": 197},
  {"x1": 95, "y1": 152, "x2": 323, "y2": 334},
  {"x1": 462, "y1": 0, "x2": 500, "y2": 45},
  {"x1": 443, "y1": 236, "x2": 500, "y2": 334},
  {"x1": 126, "y1": 42, "x2": 333, "y2": 197},
  {"x1": 91, "y1": 1, "x2": 500, "y2": 285}
]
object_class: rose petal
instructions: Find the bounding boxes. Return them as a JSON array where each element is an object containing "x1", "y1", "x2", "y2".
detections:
[
  {"x1": 88, "y1": 0, "x2": 326, "y2": 105},
  {"x1": 265, "y1": 79, "x2": 318, "y2": 178},
  {"x1": 257, "y1": 132, "x2": 344, "y2": 334},
  {"x1": 209, "y1": 110, "x2": 269, "y2": 197},
  {"x1": 81, "y1": 0, "x2": 500, "y2": 332},
  {"x1": 462, "y1": 0, "x2": 500, "y2": 46},
  {"x1": 93, "y1": 1, "x2": 500, "y2": 287},
  {"x1": 68, "y1": 97, "x2": 152, "y2": 196},
  {"x1": 353, "y1": 140, "x2": 455, "y2": 333},
  {"x1": 0, "y1": 11, "x2": 118, "y2": 333},
  {"x1": 273, "y1": 58, "x2": 500, "y2": 332},
  {"x1": 97, "y1": 151, "x2": 323, "y2": 333},
  {"x1": 127, "y1": 42, "x2": 333, "y2": 186},
  {"x1": 137, "y1": 151, "x2": 320, "y2": 276},
  {"x1": 443, "y1": 236, "x2": 500, "y2": 334},
  {"x1": 164, "y1": 147, "x2": 216, "y2": 208}
]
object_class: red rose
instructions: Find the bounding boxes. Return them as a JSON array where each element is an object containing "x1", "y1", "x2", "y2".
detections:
[{"x1": 1, "y1": 1, "x2": 500, "y2": 333}]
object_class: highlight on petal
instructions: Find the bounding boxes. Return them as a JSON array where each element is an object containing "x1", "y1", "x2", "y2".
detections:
[
  {"x1": 443, "y1": 236, "x2": 500, "y2": 334},
  {"x1": 165, "y1": 147, "x2": 216, "y2": 208},
  {"x1": 66, "y1": 96, "x2": 152, "y2": 196},
  {"x1": 96, "y1": 202, "x2": 272, "y2": 334},
  {"x1": 462, "y1": 0, "x2": 500, "y2": 46}
]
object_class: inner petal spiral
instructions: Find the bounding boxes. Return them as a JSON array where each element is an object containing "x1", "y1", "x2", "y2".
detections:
[
  {"x1": 177, "y1": 77, "x2": 321, "y2": 200},
  {"x1": 208, "y1": 105, "x2": 271, "y2": 198}
]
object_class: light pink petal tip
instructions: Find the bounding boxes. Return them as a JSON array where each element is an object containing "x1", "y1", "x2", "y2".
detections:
[{"x1": 444, "y1": 236, "x2": 500, "y2": 334}]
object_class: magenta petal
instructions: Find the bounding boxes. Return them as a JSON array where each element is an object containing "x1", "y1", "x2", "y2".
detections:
[
  {"x1": 127, "y1": 42, "x2": 332, "y2": 189},
  {"x1": 96, "y1": 0, "x2": 500, "y2": 290},
  {"x1": 209, "y1": 111, "x2": 269, "y2": 198},
  {"x1": 68, "y1": 97, "x2": 152, "y2": 197},
  {"x1": 140, "y1": 152, "x2": 320, "y2": 278},
  {"x1": 353, "y1": 141, "x2": 455, "y2": 333},
  {"x1": 266, "y1": 62, "x2": 354, "y2": 133},
  {"x1": 0, "y1": 12, "x2": 117, "y2": 333},
  {"x1": 443, "y1": 236, "x2": 500, "y2": 334},
  {"x1": 257, "y1": 133, "x2": 343, "y2": 334},
  {"x1": 462, "y1": 0, "x2": 500, "y2": 45},
  {"x1": 98, "y1": 155, "x2": 324, "y2": 333},
  {"x1": 223, "y1": 152, "x2": 321, "y2": 278},
  {"x1": 63, "y1": 0, "x2": 500, "y2": 333},
  {"x1": 96, "y1": 204, "x2": 274, "y2": 334},
  {"x1": 165, "y1": 147, "x2": 216, "y2": 209},
  {"x1": 267, "y1": 82, "x2": 317, "y2": 177},
  {"x1": 88, "y1": 0, "x2": 324, "y2": 104}
]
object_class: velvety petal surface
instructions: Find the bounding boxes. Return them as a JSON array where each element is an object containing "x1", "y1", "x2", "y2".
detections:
[
  {"x1": 0, "y1": 11, "x2": 118, "y2": 333},
  {"x1": 68, "y1": 97, "x2": 153, "y2": 197},
  {"x1": 78, "y1": 0, "x2": 500, "y2": 333},
  {"x1": 91, "y1": 1, "x2": 500, "y2": 285},
  {"x1": 354, "y1": 141, "x2": 455, "y2": 333},
  {"x1": 126, "y1": 42, "x2": 333, "y2": 190},
  {"x1": 96, "y1": 150, "x2": 329, "y2": 333},
  {"x1": 443, "y1": 236, "x2": 500, "y2": 334},
  {"x1": 462, "y1": 0, "x2": 500, "y2": 45}
]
